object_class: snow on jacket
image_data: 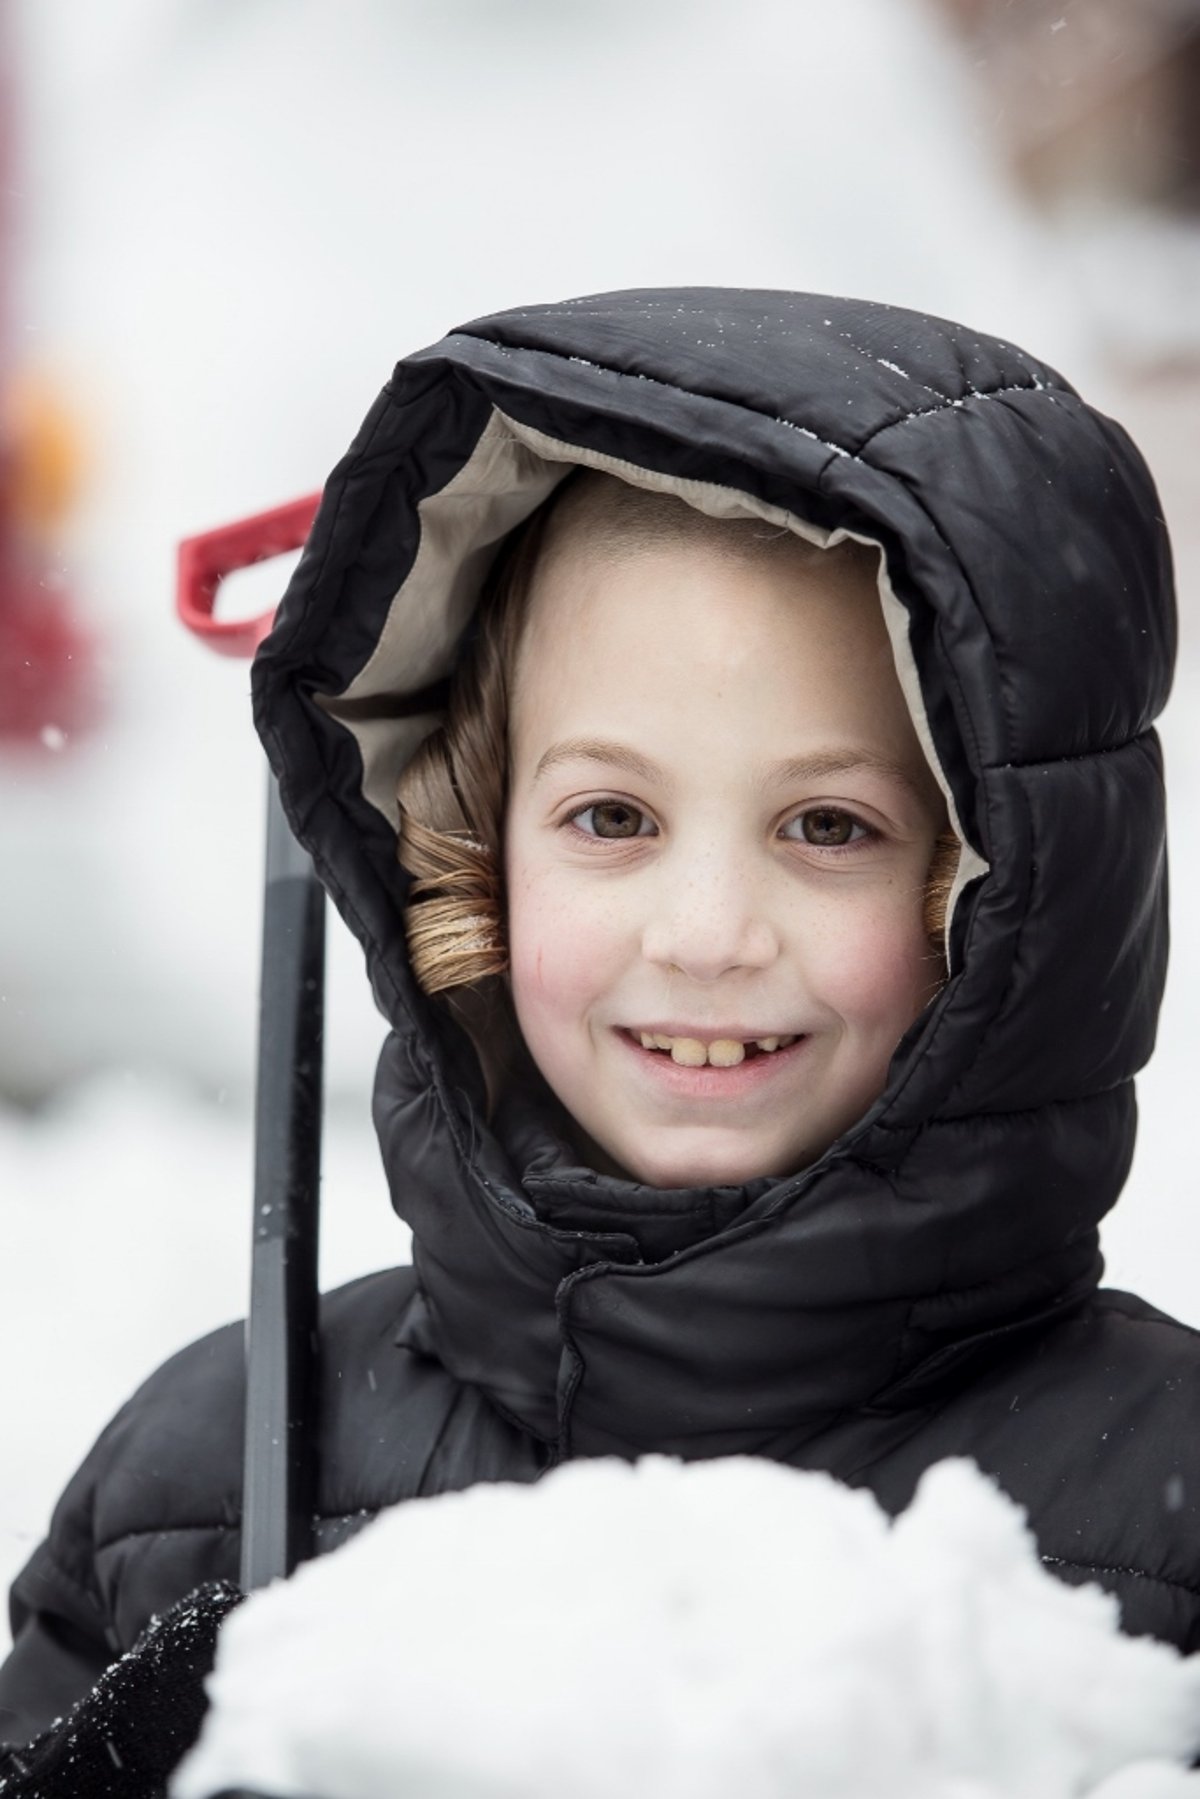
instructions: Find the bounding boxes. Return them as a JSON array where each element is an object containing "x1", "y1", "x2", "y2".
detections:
[{"x1": 3, "y1": 287, "x2": 1197, "y2": 1745}]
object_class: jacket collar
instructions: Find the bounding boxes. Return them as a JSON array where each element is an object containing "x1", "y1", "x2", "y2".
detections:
[{"x1": 376, "y1": 1016, "x2": 1107, "y2": 1459}]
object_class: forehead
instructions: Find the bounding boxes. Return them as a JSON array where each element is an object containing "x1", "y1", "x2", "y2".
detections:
[
  {"x1": 316, "y1": 420, "x2": 980, "y2": 903},
  {"x1": 512, "y1": 532, "x2": 907, "y2": 749}
]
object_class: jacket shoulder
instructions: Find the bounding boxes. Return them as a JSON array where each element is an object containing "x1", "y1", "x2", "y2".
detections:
[
  {"x1": 18, "y1": 1266, "x2": 445, "y2": 1653},
  {"x1": 997, "y1": 1292, "x2": 1200, "y2": 1642},
  {"x1": 5, "y1": 1262, "x2": 547, "y2": 1736},
  {"x1": 89, "y1": 1266, "x2": 432, "y2": 1553},
  {"x1": 15, "y1": 1299, "x2": 251, "y2": 1651},
  {"x1": 1002, "y1": 1287, "x2": 1200, "y2": 1426},
  {"x1": 861, "y1": 1290, "x2": 1200, "y2": 1648}
]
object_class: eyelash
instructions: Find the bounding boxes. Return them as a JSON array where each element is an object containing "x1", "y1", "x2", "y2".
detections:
[
  {"x1": 560, "y1": 799, "x2": 878, "y2": 854},
  {"x1": 561, "y1": 801, "x2": 655, "y2": 847},
  {"x1": 783, "y1": 809, "x2": 875, "y2": 852}
]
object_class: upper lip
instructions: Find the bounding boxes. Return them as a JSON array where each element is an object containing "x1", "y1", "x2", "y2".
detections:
[{"x1": 622, "y1": 1023, "x2": 799, "y2": 1042}]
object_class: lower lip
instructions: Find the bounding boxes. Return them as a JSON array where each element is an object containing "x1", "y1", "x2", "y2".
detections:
[{"x1": 614, "y1": 1028, "x2": 809, "y2": 1100}]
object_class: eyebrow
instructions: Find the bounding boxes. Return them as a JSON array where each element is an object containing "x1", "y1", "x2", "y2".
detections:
[
  {"x1": 535, "y1": 738, "x2": 663, "y2": 786},
  {"x1": 532, "y1": 736, "x2": 927, "y2": 798}
]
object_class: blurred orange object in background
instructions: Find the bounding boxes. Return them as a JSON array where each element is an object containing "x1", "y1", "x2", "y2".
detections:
[{"x1": 0, "y1": 369, "x2": 99, "y2": 746}]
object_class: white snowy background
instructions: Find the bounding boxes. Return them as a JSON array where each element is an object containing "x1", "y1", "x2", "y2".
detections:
[{"x1": 1, "y1": 0, "x2": 1198, "y2": 1663}]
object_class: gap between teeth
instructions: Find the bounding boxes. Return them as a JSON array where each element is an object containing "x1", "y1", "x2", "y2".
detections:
[{"x1": 637, "y1": 1032, "x2": 796, "y2": 1066}]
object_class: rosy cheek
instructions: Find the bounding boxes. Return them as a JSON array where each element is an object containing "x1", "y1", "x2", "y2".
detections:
[
  {"x1": 513, "y1": 923, "x2": 602, "y2": 1012},
  {"x1": 509, "y1": 918, "x2": 546, "y2": 1007},
  {"x1": 808, "y1": 899, "x2": 930, "y2": 1029},
  {"x1": 509, "y1": 872, "x2": 622, "y2": 1032},
  {"x1": 506, "y1": 813, "x2": 640, "y2": 1017}
]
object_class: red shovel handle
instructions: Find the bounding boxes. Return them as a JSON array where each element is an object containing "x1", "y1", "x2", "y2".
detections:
[{"x1": 176, "y1": 493, "x2": 321, "y2": 658}]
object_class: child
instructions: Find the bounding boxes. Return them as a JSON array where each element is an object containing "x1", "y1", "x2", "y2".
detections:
[{"x1": 1, "y1": 286, "x2": 1195, "y2": 1763}]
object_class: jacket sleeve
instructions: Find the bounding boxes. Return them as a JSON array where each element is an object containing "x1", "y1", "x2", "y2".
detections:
[
  {"x1": 1, "y1": 1373, "x2": 143, "y2": 1745},
  {"x1": 0, "y1": 1540, "x2": 115, "y2": 1744},
  {"x1": 0, "y1": 1317, "x2": 247, "y2": 1748}
]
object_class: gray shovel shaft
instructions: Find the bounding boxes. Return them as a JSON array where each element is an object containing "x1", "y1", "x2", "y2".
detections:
[{"x1": 239, "y1": 777, "x2": 324, "y2": 1594}]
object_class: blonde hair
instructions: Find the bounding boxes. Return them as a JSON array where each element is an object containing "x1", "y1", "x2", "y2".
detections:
[{"x1": 396, "y1": 472, "x2": 958, "y2": 1027}]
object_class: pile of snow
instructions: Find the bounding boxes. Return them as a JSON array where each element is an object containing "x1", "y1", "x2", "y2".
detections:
[{"x1": 174, "y1": 1456, "x2": 1200, "y2": 1799}]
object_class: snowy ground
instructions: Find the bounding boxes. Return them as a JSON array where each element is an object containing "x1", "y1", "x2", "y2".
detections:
[{"x1": 1, "y1": 0, "x2": 1198, "y2": 1662}]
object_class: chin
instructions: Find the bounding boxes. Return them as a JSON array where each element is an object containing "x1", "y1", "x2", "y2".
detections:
[{"x1": 619, "y1": 1135, "x2": 789, "y2": 1191}]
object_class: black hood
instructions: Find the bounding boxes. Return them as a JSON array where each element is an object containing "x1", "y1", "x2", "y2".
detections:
[{"x1": 251, "y1": 287, "x2": 1174, "y2": 1460}]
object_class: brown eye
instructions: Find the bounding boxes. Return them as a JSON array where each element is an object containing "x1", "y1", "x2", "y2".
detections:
[
  {"x1": 798, "y1": 808, "x2": 857, "y2": 846},
  {"x1": 580, "y1": 801, "x2": 649, "y2": 839}
]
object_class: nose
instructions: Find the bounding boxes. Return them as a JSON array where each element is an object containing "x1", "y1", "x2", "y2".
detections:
[{"x1": 640, "y1": 853, "x2": 780, "y2": 984}]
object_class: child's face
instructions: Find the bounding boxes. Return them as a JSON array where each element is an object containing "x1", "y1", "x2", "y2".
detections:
[{"x1": 504, "y1": 531, "x2": 947, "y2": 1190}]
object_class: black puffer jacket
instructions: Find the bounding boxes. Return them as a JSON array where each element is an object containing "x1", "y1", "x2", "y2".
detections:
[{"x1": 4, "y1": 287, "x2": 1197, "y2": 1747}]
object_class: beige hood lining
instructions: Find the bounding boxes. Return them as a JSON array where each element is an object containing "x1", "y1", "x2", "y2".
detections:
[{"x1": 316, "y1": 408, "x2": 988, "y2": 951}]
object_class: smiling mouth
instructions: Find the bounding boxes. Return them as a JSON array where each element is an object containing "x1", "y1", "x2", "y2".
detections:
[{"x1": 623, "y1": 1029, "x2": 801, "y2": 1068}]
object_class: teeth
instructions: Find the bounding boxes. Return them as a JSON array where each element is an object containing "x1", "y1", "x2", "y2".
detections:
[{"x1": 636, "y1": 1031, "x2": 799, "y2": 1064}]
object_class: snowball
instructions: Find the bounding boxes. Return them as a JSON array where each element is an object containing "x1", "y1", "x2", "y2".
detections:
[{"x1": 172, "y1": 1457, "x2": 1200, "y2": 1799}]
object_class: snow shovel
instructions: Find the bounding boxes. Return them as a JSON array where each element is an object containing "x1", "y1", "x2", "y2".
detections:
[{"x1": 177, "y1": 494, "x2": 324, "y2": 1595}]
